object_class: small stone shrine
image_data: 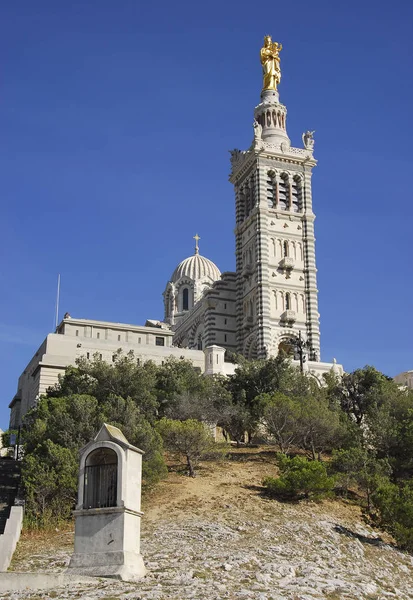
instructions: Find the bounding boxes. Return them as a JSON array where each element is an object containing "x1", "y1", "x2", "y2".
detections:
[{"x1": 68, "y1": 423, "x2": 146, "y2": 581}]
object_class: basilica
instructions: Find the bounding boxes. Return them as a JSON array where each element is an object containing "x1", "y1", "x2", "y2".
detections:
[{"x1": 9, "y1": 37, "x2": 343, "y2": 429}]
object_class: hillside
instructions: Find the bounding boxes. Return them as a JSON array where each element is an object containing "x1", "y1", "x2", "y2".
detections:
[{"x1": 7, "y1": 448, "x2": 413, "y2": 600}]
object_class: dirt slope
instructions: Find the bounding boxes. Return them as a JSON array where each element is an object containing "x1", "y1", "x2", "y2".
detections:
[{"x1": 7, "y1": 448, "x2": 413, "y2": 600}]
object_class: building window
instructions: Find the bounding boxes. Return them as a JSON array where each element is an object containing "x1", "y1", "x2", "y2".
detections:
[
  {"x1": 137, "y1": 358, "x2": 141, "y2": 366},
  {"x1": 224, "y1": 318, "x2": 227, "y2": 325},
  {"x1": 278, "y1": 174, "x2": 288, "y2": 210},
  {"x1": 182, "y1": 288, "x2": 189, "y2": 311},
  {"x1": 286, "y1": 292, "x2": 291, "y2": 310},
  {"x1": 224, "y1": 334, "x2": 227, "y2": 342},
  {"x1": 224, "y1": 303, "x2": 227, "y2": 309},
  {"x1": 155, "y1": 336, "x2": 165, "y2": 347},
  {"x1": 86, "y1": 352, "x2": 90, "y2": 360},
  {"x1": 97, "y1": 332, "x2": 100, "y2": 339},
  {"x1": 138, "y1": 337, "x2": 141, "y2": 344},
  {"x1": 283, "y1": 241, "x2": 289, "y2": 257},
  {"x1": 112, "y1": 355, "x2": 116, "y2": 363},
  {"x1": 291, "y1": 176, "x2": 302, "y2": 213},
  {"x1": 99, "y1": 354, "x2": 102, "y2": 360},
  {"x1": 266, "y1": 171, "x2": 276, "y2": 208},
  {"x1": 161, "y1": 361, "x2": 165, "y2": 366},
  {"x1": 118, "y1": 334, "x2": 121, "y2": 342},
  {"x1": 75, "y1": 329, "x2": 79, "y2": 337}
]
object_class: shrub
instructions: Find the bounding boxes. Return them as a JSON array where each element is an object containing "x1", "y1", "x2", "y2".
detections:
[
  {"x1": 1, "y1": 429, "x2": 18, "y2": 448},
  {"x1": 371, "y1": 479, "x2": 413, "y2": 552},
  {"x1": 330, "y1": 447, "x2": 391, "y2": 509},
  {"x1": 22, "y1": 440, "x2": 78, "y2": 527},
  {"x1": 263, "y1": 455, "x2": 335, "y2": 500}
]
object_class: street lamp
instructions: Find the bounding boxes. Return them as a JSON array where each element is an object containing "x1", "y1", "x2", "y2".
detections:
[{"x1": 286, "y1": 331, "x2": 314, "y2": 373}]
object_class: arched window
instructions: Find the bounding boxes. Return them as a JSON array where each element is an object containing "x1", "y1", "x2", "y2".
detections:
[
  {"x1": 283, "y1": 241, "x2": 289, "y2": 257},
  {"x1": 285, "y1": 292, "x2": 291, "y2": 310},
  {"x1": 278, "y1": 174, "x2": 288, "y2": 210},
  {"x1": 84, "y1": 448, "x2": 118, "y2": 509},
  {"x1": 182, "y1": 288, "x2": 189, "y2": 311},
  {"x1": 266, "y1": 176, "x2": 275, "y2": 208},
  {"x1": 291, "y1": 176, "x2": 302, "y2": 213},
  {"x1": 197, "y1": 334, "x2": 202, "y2": 350}
]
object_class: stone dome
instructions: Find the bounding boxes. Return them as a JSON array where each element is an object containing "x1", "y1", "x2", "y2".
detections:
[{"x1": 170, "y1": 252, "x2": 221, "y2": 284}]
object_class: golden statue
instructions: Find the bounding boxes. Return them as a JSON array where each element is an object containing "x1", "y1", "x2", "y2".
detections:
[{"x1": 260, "y1": 35, "x2": 282, "y2": 91}]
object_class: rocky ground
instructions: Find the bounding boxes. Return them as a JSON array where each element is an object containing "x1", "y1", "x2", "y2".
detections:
[{"x1": 5, "y1": 448, "x2": 413, "y2": 599}]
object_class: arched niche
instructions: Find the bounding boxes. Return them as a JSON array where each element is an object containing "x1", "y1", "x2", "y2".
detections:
[{"x1": 84, "y1": 447, "x2": 118, "y2": 510}]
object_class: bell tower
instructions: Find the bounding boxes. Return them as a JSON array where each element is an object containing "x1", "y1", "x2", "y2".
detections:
[{"x1": 229, "y1": 36, "x2": 320, "y2": 361}]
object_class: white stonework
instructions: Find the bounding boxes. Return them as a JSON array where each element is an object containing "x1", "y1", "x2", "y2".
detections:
[
  {"x1": 230, "y1": 84, "x2": 320, "y2": 362},
  {"x1": 0, "y1": 505, "x2": 24, "y2": 572},
  {"x1": 69, "y1": 424, "x2": 146, "y2": 581},
  {"x1": 163, "y1": 249, "x2": 221, "y2": 327},
  {"x1": 394, "y1": 370, "x2": 413, "y2": 389}
]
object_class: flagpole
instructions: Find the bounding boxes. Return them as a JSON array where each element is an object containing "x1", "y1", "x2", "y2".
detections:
[{"x1": 55, "y1": 274, "x2": 61, "y2": 330}]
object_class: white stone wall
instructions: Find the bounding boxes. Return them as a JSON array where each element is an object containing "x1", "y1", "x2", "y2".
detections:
[{"x1": 0, "y1": 506, "x2": 24, "y2": 572}]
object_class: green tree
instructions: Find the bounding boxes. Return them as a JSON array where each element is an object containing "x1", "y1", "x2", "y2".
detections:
[
  {"x1": 155, "y1": 357, "x2": 209, "y2": 417},
  {"x1": 263, "y1": 455, "x2": 335, "y2": 500},
  {"x1": 330, "y1": 447, "x2": 391, "y2": 509},
  {"x1": 218, "y1": 401, "x2": 254, "y2": 447},
  {"x1": 163, "y1": 372, "x2": 232, "y2": 424},
  {"x1": 329, "y1": 366, "x2": 388, "y2": 425},
  {"x1": 157, "y1": 418, "x2": 216, "y2": 477},
  {"x1": 296, "y1": 396, "x2": 345, "y2": 460},
  {"x1": 24, "y1": 394, "x2": 100, "y2": 454},
  {"x1": 258, "y1": 392, "x2": 300, "y2": 454},
  {"x1": 48, "y1": 351, "x2": 159, "y2": 421},
  {"x1": 364, "y1": 385, "x2": 413, "y2": 478},
  {"x1": 22, "y1": 440, "x2": 78, "y2": 525},
  {"x1": 372, "y1": 480, "x2": 413, "y2": 551},
  {"x1": 226, "y1": 355, "x2": 298, "y2": 440}
]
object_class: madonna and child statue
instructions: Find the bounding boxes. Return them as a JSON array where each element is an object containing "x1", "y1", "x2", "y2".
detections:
[{"x1": 260, "y1": 35, "x2": 282, "y2": 91}]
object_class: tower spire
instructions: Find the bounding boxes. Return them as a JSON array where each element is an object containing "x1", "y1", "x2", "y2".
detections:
[
  {"x1": 254, "y1": 35, "x2": 290, "y2": 148},
  {"x1": 193, "y1": 233, "x2": 200, "y2": 255}
]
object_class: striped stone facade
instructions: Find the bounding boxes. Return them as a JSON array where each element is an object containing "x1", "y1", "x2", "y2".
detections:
[
  {"x1": 173, "y1": 272, "x2": 237, "y2": 352},
  {"x1": 229, "y1": 88, "x2": 321, "y2": 361}
]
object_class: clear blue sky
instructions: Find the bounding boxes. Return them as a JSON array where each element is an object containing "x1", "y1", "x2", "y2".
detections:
[{"x1": 1, "y1": 0, "x2": 412, "y2": 429}]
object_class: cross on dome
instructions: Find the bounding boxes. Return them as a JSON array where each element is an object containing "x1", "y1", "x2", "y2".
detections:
[{"x1": 193, "y1": 233, "x2": 201, "y2": 255}]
